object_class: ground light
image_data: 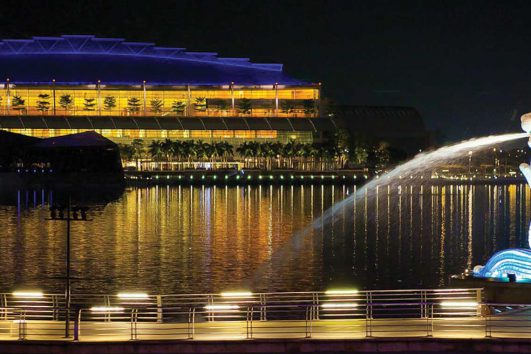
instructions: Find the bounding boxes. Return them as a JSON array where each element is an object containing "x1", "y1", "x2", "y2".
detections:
[
  {"x1": 117, "y1": 292, "x2": 149, "y2": 299},
  {"x1": 204, "y1": 304, "x2": 240, "y2": 311},
  {"x1": 321, "y1": 303, "x2": 358, "y2": 309},
  {"x1": 90, "y1": 306, "x2": 124, "y2": 312},
  {"x1": 220, "y1": 291, "x2": 253, "y2": 297},
  {"x1": 324, "y1": 289, "x2": 359, "y2": 295},
  {"x1": 439, "y1": 301, "x2": 478, "y2": 308},
  {"x1": 13, "y1": 290, "x2": 44, "y2": 298}
]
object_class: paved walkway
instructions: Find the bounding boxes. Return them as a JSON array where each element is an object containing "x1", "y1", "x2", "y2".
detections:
[{"x1": 1, "y1": 316, "x2": 530, "y2": 341}]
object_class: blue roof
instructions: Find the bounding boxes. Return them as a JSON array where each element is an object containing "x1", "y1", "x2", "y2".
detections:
[{"x1": 0, "y1": 35, "x2": 306, "y2": 86}]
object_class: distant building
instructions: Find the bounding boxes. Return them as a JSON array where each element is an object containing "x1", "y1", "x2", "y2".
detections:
[
  {"x1": 335, "y1": 105, "x2": 433, "y2": 155},
  {"x1": 0, "y1": 35, "x2": 336, "y2": 145}
]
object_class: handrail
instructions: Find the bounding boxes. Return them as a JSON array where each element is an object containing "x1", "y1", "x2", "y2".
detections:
[{"x1": 1, "y1": 300, "x2": 531, "y2": 341}]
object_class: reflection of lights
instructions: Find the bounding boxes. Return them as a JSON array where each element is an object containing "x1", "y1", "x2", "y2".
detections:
[
  {"x1": 204, "y1": 304, "x2": 240, "y2": 311},
  {"x1": 117, "y1": 292, "x2": 149, "y2": 299},
  {"x1": 325, "y1": 289, "x2": 359, "y2": 295},
  {"x1": 221, "y1": 291, "x2": 253, "y2": 297},
  {"x1": 90, "y1": 306, "x2": 124, "y2": 312},
  {"x1": 13, "y1": 291, "x2": 44, "y2": 298},
  {"x1": 321, "y1": 302, "x2": 358, "y2": 309},
  {"x1": 440, "y1": 301, "x2": 478, "y2": 308}
]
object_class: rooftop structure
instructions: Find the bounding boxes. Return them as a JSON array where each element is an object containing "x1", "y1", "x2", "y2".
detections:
[{"x1": 0, "y1": 35, "x2": 333, "y2": 144}]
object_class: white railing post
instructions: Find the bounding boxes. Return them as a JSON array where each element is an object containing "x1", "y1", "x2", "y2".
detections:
[
  {"x1": 305, "y1": 306, "x2": 313, "y2": 338},
  {"x1": 74, "y1": 309, "x2": 82, "y2": 341},
  {"x1": 156, "y1": 295, "x2": 163, "y2": 323},
  {"x1": 365, "y1": 304, "x2": 372, "y2": 337},
  {"x1": 246, "y1": 306, "x2": 253, "y2": 339},
  {"x1": 187, "y1": 307, "x2": 195, "y2": 339}
]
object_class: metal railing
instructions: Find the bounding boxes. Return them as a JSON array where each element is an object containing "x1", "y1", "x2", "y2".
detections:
[{"x1": 8, "y1": 288, "x2": 530, "y2": 341}]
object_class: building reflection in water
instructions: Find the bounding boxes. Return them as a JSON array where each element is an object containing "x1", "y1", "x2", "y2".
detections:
[{"x1": 0, "y1": 183, "x2": 528, "y2": 294}]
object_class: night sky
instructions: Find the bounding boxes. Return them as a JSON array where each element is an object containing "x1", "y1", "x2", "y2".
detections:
[{"x1": 1, "y1": 0, "x2": 530, "y2": 141}]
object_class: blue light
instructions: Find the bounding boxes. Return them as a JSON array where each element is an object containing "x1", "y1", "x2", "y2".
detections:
[{"x1": 474, "y1": 249, "x2": 531, "y2": 281}]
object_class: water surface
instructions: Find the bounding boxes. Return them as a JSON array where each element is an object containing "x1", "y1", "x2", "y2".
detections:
[{"x1": 0, "y1": 183, "x2": 528, "y2": 294}]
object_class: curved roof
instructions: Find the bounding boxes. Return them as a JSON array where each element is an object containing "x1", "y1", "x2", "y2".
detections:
[
  {"x1": 0, "y1": 35, "x2": 306, "y2": 86},
  {"x1": 0, "y1": 116, "x2": 337, "y2": 132}
]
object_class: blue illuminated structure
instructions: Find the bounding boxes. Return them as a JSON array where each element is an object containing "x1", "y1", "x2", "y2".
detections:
[
  {"x1": 473, "y1": 249, "x2": 531, "y2": 281},
  {"x1": 473, "y1": 114, "x2": 531, "y2": 282},
  {"x1": 0, "y1": 35, "x2": 305, "y2": 85}
]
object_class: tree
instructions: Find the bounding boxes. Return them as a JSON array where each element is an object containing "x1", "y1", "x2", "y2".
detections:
[
  {"x1": 127, "y1": 97, "x2": 142, "y2": 114},
  {"x1": 36, "y1": 93, "x2": 51, "y2": 114},
  {"x1": 236, "y1": 142, "x2": 257, "y2": 168},
  {"x1": 374, "y1": 141, "x2": 391, "y2": 171},
  {"x1": 218, "y1": 100, "x2": 230, "y2": 112},
  {"x1": 148, "y1": 141, "x2": 164, "y2": 169},
  {"x1": 58, "y1": 94, "x2": 73, "y2": 113},
  {"x1": 118, "y1": 144, "x2": 134, "y2": 163},
  {"x1": 150, "y1": 98, "x2": 163, "y2": 114},
  {"x1": 237, "y1": 98, "x2": 252, "y2": 115},
  {"x1": 131, "y1": 139, "x2": 145, "y2": 170},
  {"x1": 171, "y1": 101, "x2": 186, "y2": 115},
  {"x1": 194, "y1": 97, "x2": 207, "y2": 112},
  {"x1": 103, "y1": 96, "x2": 116, "y2": 111},
  {"x1": 11, "y1": 94, "x2": 26, "y2": 114},
  {"x1": 280, "y1": 100, "x2": 295, "y2": 114},
  {"x1": 83, "y1": 97, "x2": 97, "y2": 111},
  {"x1": 303, "y1": 100, "x2": 316, "y2": 116},
  {"x1": 353, "y1": 146, "x2": 369, "y2": 166}
]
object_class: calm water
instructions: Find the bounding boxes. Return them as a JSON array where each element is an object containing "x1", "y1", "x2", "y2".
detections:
[{"x1": 0, "y1": 183, "x2": 528, "y2": 294}]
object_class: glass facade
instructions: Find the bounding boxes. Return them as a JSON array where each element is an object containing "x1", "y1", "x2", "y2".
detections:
[
  {"x1": 0, "y1": 84, "x2": 319, "y2": 118},
  {"x1": 2, "y1": 128, "x2": 313, "y2": 144}
]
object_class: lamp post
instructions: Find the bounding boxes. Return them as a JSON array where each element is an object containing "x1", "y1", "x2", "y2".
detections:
[
  {"x1": 47, "y1": 198, "x2": 91, "y2": 338},
  {"x1": 468, "y1": 151, "x2": 473, "y2": 176}
]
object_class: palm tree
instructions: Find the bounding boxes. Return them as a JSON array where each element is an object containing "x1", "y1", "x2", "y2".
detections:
[
  {"x1": 194, "y1": 97, "x2": 207, "y2": 113},
  {"x1": 36, "y1": 93, "x2": 51, "y2": 114},
  {"x1": 11, "y1": 94, "x2": 26, "y2": 115},
  {"x1": 171, "y1": 101, "x2": 186, "y2": 115},
  {"x1": 83, "y1": 98, "x2": 97, "y2": 111},
  {"x1": 236, "y1": 142, "x2": 253, "y2": 168},
  {"x1": 182, "y1": 140, "x2": 197, "y2": 168},
  {"x1": 127, "y1": 97, "x2": 142, "y2": 114},
  {"x1": 103, "y1": 96, "x2": 117, "y2": 112},
  {"x1": 131, "y1": 139, "x2": 145, "y2": 170},
  {"x1": 217, "y1": 141, "x2": 233, "y2": 163},
  {"x1": 118, "y1": 144, "x2": 134, "y2": 164},
  {"x1": 280, "y1": 100, "x2": 295, "y2": 115},
  {"x1": 58, "y1": 94, "x2": 74, "y2": 114},
  {"x1": 217, "y1": 100, "x2": 230, "y2": 116},
  {"x1": 161, "y1": 139, "x2": 175, "y2": 170},
  {"x1": 237, "y1": 98, "x2": 252, "y2": 115},
  {"x1": 148, "y1": 140, "x2": 164, "y2": 170},
  {"x1": 171, "y1": 140, "x2": 185, "y2": 169},
  {"x1": 303, "y1": 100, "x2": 316, "y2": 116},
  {"x1": 282, "y1": 140, "x2": 298, "y2": 169},
  {"x1": 150, "y1": 98, "x2": 164, "y2": 114}
]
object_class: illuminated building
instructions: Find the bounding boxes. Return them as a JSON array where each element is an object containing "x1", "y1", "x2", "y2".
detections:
[{"x1": 0, "y1": 35, "x2": 335, "y2": 144}]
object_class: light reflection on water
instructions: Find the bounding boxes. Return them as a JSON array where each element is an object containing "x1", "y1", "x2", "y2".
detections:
[{"x1": 0, "y1": 183, "x2": 528, "y2": 294}]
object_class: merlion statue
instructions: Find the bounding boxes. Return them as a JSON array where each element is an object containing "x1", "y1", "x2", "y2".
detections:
[
  {"x1": 473, "y1": 113, "x2": 531, "y2": 280},
  {"x1": 520, "y1": 112, "x2": 531, "y2": 248}
]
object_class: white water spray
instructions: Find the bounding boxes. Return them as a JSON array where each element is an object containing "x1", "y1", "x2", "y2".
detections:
[{"x1": 248, "y1": 132, "x2": 528, "y2": 286}]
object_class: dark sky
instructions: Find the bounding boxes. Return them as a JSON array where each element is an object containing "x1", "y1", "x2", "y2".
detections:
[{"x1": 0, "y1": 0, "x2": 530, "y2": 141}]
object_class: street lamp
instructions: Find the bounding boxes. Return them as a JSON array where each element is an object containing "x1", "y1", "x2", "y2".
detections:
[
  {"x1": 468, "y1": 151, "x2": 473, "y2": 176},
  {"x1": 47, "y1": 199, "x2": 91, "y2": 338}
]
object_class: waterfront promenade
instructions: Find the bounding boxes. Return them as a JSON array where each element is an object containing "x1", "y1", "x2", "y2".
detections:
[{"x1": 1, "y1": 288, "x2": 530, "y2": 341}]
